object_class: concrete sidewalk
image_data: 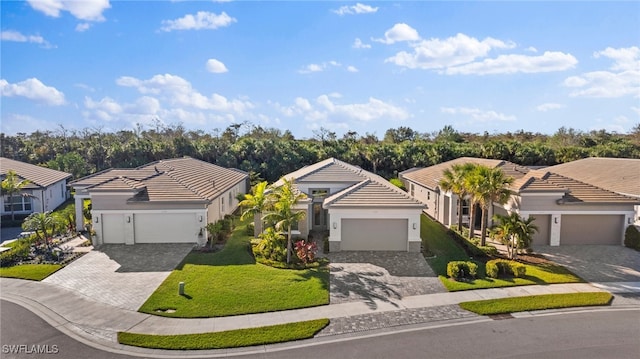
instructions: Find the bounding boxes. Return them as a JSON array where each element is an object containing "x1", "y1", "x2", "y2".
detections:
[{"x1": 2, "y1": 277, "x2": 639, "y2": 344}]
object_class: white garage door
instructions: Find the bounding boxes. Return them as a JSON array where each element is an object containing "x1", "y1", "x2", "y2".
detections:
[
  {"x1": 102, "y1": 213, "x2": 126, "y2": 244},
  {"x1": 341, "y1": 219, "x2": 408, "y2": 251},
  {"x1": 134, "y1": 213, "x2": 199, "y2": 243},
  {"x1": 560, "y1": 215, "x2": 624, "y2": 245}
]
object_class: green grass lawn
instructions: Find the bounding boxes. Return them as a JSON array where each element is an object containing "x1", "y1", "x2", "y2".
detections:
[
  {"x1": 0, "y1": 264, "x2": 62, "y2": 281},
  {"x1": 139, "y1": 217, "x2": 329, "y2": 318},
  {"x1": 459, "y1": 292, "x2": 613, "y2": 315},
  {"x1": 421, "y1": 215, "x2": 584, "y2": 292},
  {"x1": 118, "y1": 319, "x2": 329, "y2": 350}
]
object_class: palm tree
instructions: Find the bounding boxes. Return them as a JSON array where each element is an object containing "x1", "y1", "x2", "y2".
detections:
[
  {"x1": 22, "y1": 211, "x2": 63, "y2": 251},
  {"x1": 263, "y1": 178, "x2": 307, "y2": 264},
  {"x1": 1, "y1": 169, "x2": 32, "y2": 221},
  {"x1": 239, "y1": 181, "x2": 269, "y2": 236},
  {"x1": 463, "y1": 165, "x2": 482, "y2": 240},
  {"x1": 473, "y1": 166, "x2": 515, "y2": 246},
  {"x1": 439, "y1": 163, "x2": 476, "y2": 233},
  {"x1": 492, "y1": 212, "x2": 538, "y2": 259}
]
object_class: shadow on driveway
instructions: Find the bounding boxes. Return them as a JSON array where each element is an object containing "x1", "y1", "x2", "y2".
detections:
[{"x1": 95, "y1": 243, "x2": 194, "y2": 272}]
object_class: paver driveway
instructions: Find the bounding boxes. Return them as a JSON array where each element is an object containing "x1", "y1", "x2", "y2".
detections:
[
  {"x1": 534, "y1": 245, "x2": 640, "y2": 282},
  {"x1": 43, "y1": 244, "x2": 193, "y2": 310},
  {"x1": 327, "y1": 251, "x2": 446, "y2": 308}
]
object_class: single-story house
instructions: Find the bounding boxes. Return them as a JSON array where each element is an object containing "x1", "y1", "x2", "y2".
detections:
[
  {"x1": 70, "y1": 157, "x2": 248, "y2": 246},
  {"x1": 268, "y1": 158, "x2": 425, "y2": 252},
  {"x1": 400, "y1": 157, "x2": 639, "y2": 246},
  {"x1": 1, "y1": 157, "x2": 72, "y2": 216}
]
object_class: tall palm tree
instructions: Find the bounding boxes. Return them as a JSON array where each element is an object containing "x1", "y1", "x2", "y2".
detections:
[
  {"x1": 263, "y1": 178, "x2": 307, "y2": 264},
  {"x1": 463, "y1": 165, "x2": 483, "y2": 240},
  {"x1": 473, "y1": 166, "x2": 515, "y2": 246},
  {"x1": 492, "y1": 212, "x2": 538, "y2": 259},
  {"x1": 1, "y1": 170, "x2": 32, "y2": 221},
  {"x1": 239, "y1": 181, "x2": 269, "y2": 236},
  {"x1": 439, "y1": 163, "x2": 476, "y2": 232}
]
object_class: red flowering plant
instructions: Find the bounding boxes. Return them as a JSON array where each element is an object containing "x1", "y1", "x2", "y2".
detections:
[{"x1": 294, "y1": 240, "x2": 318, "y2": 264}]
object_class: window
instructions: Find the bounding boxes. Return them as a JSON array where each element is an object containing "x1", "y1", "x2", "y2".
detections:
[
  {"x1": 311, "y1": 189, "x2": 329, "y2": 198},
  {"x1": 3, "y1": 196, "x2": 32, "y2": 212},
  {"x1": 410, "y1": 183, "x2": 415, "y2": 197},
  {"x1": 221, "y1": 197, "x2": 225, "y2": 212},
  {"x1": 61, "y1": 184, "x2": 64, "y2": 197},
  {"x1": 462, "y1": 199, "x2": 470, "y2": 215},
  {"x1": 427, "y1": 191, "x2": 431, "y2": 200},
  {"x1": 229, "y1": 192, "x2": 232, "y2": 205}
]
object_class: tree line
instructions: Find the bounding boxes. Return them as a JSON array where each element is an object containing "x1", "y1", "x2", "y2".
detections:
[{"x1": 1, "y1": 122, "x2": 639, "y2": 184}]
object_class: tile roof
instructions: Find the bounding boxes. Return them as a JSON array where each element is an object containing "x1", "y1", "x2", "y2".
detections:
[
  {"x1": 541, "y1": 172, "x2": 638, "y2": 204},
  {"x1": 323, "y1": 179, "x2": 424, "y2": 208},
  {"x1": 71, "y1": 157, "x2": 248, "y2": 203},
  {"x1": 0, "y1": 157, "x2": 72, "y2": 188},
  {"x1": 546, "y1": 157, "x2": 640, "y2": 198}
]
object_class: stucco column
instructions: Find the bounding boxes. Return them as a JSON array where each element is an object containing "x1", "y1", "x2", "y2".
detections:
[
  {"x1": 550, "y1": 214, "x2": 561, "y2": 246},
  {"x1": 74, "y1": 196, "x2": 84, "y2": 232}
]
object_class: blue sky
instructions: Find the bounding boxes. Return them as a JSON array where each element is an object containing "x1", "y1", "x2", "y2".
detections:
[{"x1": 1, "y1": 1, "x2": 639, "y2": 139}]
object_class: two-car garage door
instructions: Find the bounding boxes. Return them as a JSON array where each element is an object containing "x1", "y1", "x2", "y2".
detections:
[
  {"x1": 341, "y1": 219, "x2": 408, "y2": 251},
  {"x1": 100, "y1": 212, "x2": 198, "y2": 244},
  {"x1": 560, "y1": 215, "x2": 624, "y2": 245}
]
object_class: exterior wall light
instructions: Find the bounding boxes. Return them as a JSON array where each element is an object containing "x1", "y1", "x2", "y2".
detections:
[
  {"x1": 333, "y1": 222, "x2": 337, "y2": 229},
  {"x1": 412, "y1": 223, "x2": 417, "y2": 230},
  {"x1": 95, "y1": 217, "x2": 99, "y2": 223},
  {"x1": 126, "y1": 216, "x2": 131, "y2": 223},
  {"x1": 199, "y1": 215, "x2": 203, "y2": 222},
  {"x1": 554, "y1": 217, "x2": 558, "y2": 224}
]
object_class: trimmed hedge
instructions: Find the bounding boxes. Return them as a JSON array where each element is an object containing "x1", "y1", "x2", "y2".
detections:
[
  {"x1": 486, "y1": 259, "x2": 526, "y2": 279},
  {"x1": 447, "y1": 261, "x2": 478, "y2": 279},
  {"x1": 624, "y1": 225, "x2": 640, "y2": 251}
]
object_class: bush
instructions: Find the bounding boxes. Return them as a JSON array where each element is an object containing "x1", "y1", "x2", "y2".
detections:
[
  {"x1": 479, "y1": 245, "x2": 499, "y2": 257},
  {"x1": 486, "y1": 259, "x2": 527, "y2": 279},
  {"x1": 246, "y1": 222, "x2": 255, "y2": 236},
  {"x1": 389, "y1": 178, "x2": 406, "y2": 191},
  {"x1": 0, "y1": 238, "x2": 34, "y2": 267},
  {"x1": 446, "y1": 261, "x2": 478, "y2": 279},
  {"x1": 254, "y1": 228, "x2": 287, "y2": 263},
  {"x1": 294, "y1": 240, "x2": 318, "y2": 264},
  {"x1": 447, "y1": 229, "x2": 489, "y2": 258},
  {"x1": 624, "y1": 225, "x2": 640, "y2": 251}
]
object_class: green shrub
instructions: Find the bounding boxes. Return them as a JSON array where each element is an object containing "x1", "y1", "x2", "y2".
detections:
[
  {"x1": 389, "y1": 178, "x2": 406, "y2": 191},
  {"x1": 246, "y1": 222, "x2": 255, "y2": 236},
  {"x1": 0, "y1": 238, "x2": 33, "y2": 267},
  {"x1": 486, "y1": 259, "x2": 527, "y2": 279},
  {"x1": 446, "y1": 261, "x2": 478, "y2": 279},
  {"x1": 624, "y1": 225, "x2": 640, "y2": 251},
  {"x1": 254, "y1": 228, "x2": 288, "y2": 262},
  {"x1": 479, "y1": 245, "x2": 499, "y2": 256}
]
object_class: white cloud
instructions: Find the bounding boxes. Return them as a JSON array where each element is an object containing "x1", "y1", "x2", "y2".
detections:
[
  {"x1": 161, "y1": 11, "x2": 236, "y2": 31},
  {"x1": 1, "y1": 30, "x2": 52, "y2": 47},
  {"x1": 631, "y1": 106, "x2": 640, "y2": 115},
  {"x1": 347, "y1": 65, "x2": 359, "y2": 73},
  {"x1": 386, "y1": 33, "x2": 514, "y2": 70},
  {"x1": 333, "y1": 3, "x2": 378, "y2": 16},
  {"x1": 298, "y1": 61, "x2": 342, "y2": 74},
  {"x1": 0, "y1": 113, "x2": 54, "y2": 135},
  {"x1": 444, "y1": 51, "x2": 577, "y2": 75},
  {"x1": 27, "y1": 0, "x2": 110, "y2": 21},
  {"x1": 0, "y1": 78, "x2": 65, "y2": 105},
  {"x1": 206, "y1": 58, "x2": 228, "y2": 73},
  {"x1": 441, "y1": 106, "x2": 516, "y2": 122},
  {"x1": 525, "y1": 46, "x2": 538, "y2": 53},
  {"x1": 564, "y1": 46, "x2": 640, "y2": 98},
  {"x1": 536, "y1": 103, "x2": 565, "y2": 112},
  {"x1": 353, "y1": 38, "x2": 371, "y2": 49},
  {"x1": 116, "y1": 73, "x2": 252, "y2": 113},
  {"x1": 75, "y1": 23, "x2": 91, "y2": 32},
  {"x1": 373, "y1": 23, "x2": 420, "y2": 44}
]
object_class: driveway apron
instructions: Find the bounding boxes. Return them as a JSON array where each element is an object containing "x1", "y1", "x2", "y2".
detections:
[{"x1": 43, "y1": 244, "x2": 194, "y2": 311}]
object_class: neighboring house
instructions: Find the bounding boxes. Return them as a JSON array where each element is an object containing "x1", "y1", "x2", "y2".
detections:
[
  {"x1": 70, "y1": 157, "x2": 248, "y2": 246},
  {"x1": 0, "y1": 157, "x2": 72, "y2": 217},
  {"x1": 269, "y1": 158, "x2": 425, "y2": 252},
  {"x1": 400, "y1": 157, "x2": 639, "y2": 246}
]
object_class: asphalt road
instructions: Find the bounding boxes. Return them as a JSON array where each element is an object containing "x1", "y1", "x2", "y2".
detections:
[{"x1": 1, "y1": 300, "x2": 638, "y2": 359}]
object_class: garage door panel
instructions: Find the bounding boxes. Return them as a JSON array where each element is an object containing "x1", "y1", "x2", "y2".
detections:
[
  {"x1": 341, "y1": 219, "x2": 407, "y2": 251},
  {"x1": 560, "y1": 215, "x2": 623, "y2": 245},
  {"x1": 134, "y1": 213, "x2": 198, "y2": 243},
  {"x1": 102, "y1": 214, "x2": 125, "y2": 244},
  {"x1": 530, "y1": 215, "x2": 550, "y2": 246}
]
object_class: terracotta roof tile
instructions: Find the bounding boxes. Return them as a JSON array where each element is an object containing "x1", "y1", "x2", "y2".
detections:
[{"x1": 1, "y1": 157, "x2": 71, "y2": 188}]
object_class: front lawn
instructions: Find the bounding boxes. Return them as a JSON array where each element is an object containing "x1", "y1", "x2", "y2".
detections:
[
  {"x1": 0, "y1": 264, "x2": 62, "y2": 281},
  {"x1": 421, "y1": 215, "x2": 584, "y2": 291},
  {"x1": 139, "y1": 217, "x2": 329, "y2": 318},
  {"x1": 118, "y1": 319, "x2": 329, "y2": 350},
  {"x1": 459, "y1": 292, "x2": 613, "y2": 315}
]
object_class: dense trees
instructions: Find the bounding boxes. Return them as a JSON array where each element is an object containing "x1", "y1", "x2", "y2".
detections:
[{"x1": 1, "y1": 123, "x2": 638, "y2": 185}]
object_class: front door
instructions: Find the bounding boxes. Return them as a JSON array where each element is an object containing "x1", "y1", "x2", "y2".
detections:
[{"x1": 312, "y1": 202, "x2": 328, "y2": 231}]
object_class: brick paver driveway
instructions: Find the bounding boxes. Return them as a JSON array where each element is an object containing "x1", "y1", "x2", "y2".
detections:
[
  {"x1": 326, "y1": 251, "x2": 446, "y2": 308},
  {"x1": 43, "y1": 244, "x2": 193, "y2": 310},
  {"x1": 534, "y1": 245, "x2": 640, "y2": 282}
]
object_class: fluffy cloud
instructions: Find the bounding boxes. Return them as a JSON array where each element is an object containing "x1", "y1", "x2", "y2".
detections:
[
  {"x1": 1, "y1": 30, "x2": 52, "y2": 47},
  {"x1": 386, "y1": 33, "x2": 513, "y2": 69},
  {"x1": 353, "y1": 38, "x2": 371, "y2": 49},
  {"x1": 75, "y1": 23, "x2": 91, "y2": 32},
  {"x1": 116, "y1": 73, "x2": 252, "y2": 113},
  {"x1": 161, "y1": 11, "x2": 236, "y2": 31},
  {"x1": 0, "y1": 78, "x2": 65, "y2": 105},
  {"x1": 441, "y1": 107, "x2": 516, "y2": 122},
  {"x1": 275, "y1": 94, "x2": 409, "y2": 123},
  {"x1": 333, "y1": 3, "x2": 378, "y2": 16},
  {"x1": 27, "y1": 0, "x2": 110, "y2": 21},
  {"x1": 374, "y1": 23, "x2": 420, "y2": 44},
  {"x1": 444, "y1": 51, "x2": 577, "y2": 75},
  {"x1": 346, "y1": 66, "x2": 359, "y2": 73},
  {"x1": 298, "y1": 61, "x2": 342, "y2": 74},
  {"x1": 536, "y1": 103, "x2": 565, "y2": 112},
  {"x1": 564, "y1": 46, "x2": 640, "y2": 98},
  {"x1": 206, "y1": 58, "x2": 228, "y2": 73}
]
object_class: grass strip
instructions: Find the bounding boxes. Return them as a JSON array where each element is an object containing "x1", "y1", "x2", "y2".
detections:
[
  {"x1": 459, "y1": 292, "x2": 613, "y2": 315},
  {"x1": 0, "y1": 264, "x2": 62, "y2": 281},
  {"x1": 118, "y1": 318, "x2": 329, "y2": 350}
]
